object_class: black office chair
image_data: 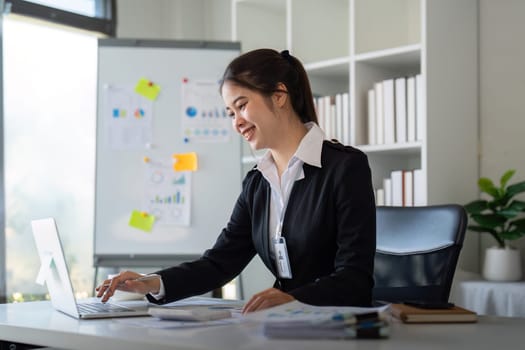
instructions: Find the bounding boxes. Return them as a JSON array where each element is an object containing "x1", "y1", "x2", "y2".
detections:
[{"x1": 372, "y1": 205, "x2": 467, "y2": 304}]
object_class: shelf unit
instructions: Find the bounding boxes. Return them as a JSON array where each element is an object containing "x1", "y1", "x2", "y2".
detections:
[{"x1": 231, "y1": 0, "x2": 479, "y2": 208}]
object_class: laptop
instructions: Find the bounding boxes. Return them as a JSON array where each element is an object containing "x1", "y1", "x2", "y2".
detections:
[{"x1": 31, "y1": 217, "x2": 150, "y2": 319}]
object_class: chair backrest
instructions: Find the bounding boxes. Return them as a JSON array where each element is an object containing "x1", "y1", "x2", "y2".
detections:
[{"x1": 372, "y1": 204, "x2": 467, "y2": 303}]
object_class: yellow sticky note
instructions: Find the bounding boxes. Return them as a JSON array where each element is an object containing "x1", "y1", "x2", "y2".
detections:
[
  {"x1": 135, "y1": 78, "x2": 161, "y2": 101},
  {"x1": 129, "y1": 210, "x2": 155, "y2": 232},
  {"x1": 173, "y1": 152, "x2": 198, "y2": 172}
]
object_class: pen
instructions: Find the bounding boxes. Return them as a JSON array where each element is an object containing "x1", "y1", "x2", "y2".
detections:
[{"x1": 101, "y1": 274, "x2": 160, "y2": 288}]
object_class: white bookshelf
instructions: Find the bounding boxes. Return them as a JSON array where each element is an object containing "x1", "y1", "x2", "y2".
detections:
[{"x1": 232, "y1": 0, "x2": 479, "y2": 208}]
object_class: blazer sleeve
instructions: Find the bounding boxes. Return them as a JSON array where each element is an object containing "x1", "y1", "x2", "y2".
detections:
[
  {"x1": 146, "y1": 173, "x2": 258, "y2": 304},
  {"x1": 288, "y1": 150, "x2": 376, "y2": 306}
]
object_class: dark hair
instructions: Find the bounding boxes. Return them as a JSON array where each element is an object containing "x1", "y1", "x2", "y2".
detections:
[{"x1": 220, "y1": 48, "x2": 318, "y2": 124}]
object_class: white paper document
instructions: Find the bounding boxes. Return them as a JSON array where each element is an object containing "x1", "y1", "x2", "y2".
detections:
[{"x1": 242, "y1": 300, "x2": 390, "y2": 322}]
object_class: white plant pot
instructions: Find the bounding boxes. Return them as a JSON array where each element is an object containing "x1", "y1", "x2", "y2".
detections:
[{"x1": 482, "y1": 246, "x2": 522, "y2": 281}]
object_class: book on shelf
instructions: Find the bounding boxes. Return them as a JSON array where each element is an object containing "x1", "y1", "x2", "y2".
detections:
[
  {"x1": 391, "y1": 170, "x2": 404, "y2": 206},
  {"x1": 335, "y1": 93, "x2": 343, "y2": 142},
  {"x1": 342, "y1": 92, "x2": 349, "y2": 145},
  {"x1": 366, "y1": 74, "x2": 425, "y2": 147},
  {"x1": 403, "y1": 170, "x2": 414, "y2": 207},
  {"x1": 367, "y1": 89, "x2": 376, "y2": 145},
  {"x1": 374, "y1": 82, "x2": 384, "y2": 145},
  {"x1": 383, "y1": 79, "x2": 395, "y2": 144},
  {"x1": 324, "y1": 95, "x2": 332, "y2": 139},
  {"x1": 413, "y1": 168, "x2": 426, "y2": 206},
  {"x1": 395, "y1": 76, "x2": 407, "y2": 143},
  {"x1": 391, "y1": 303, "x2": 477, "y2": 324},
  {"x1": 315, "y1": 94, "x2": 349, "y2": 144},
  {"x1": 416, "y1": 74, "x2": 425, "y2": 141},
  {"x1": 406, "y1": 76, "x2": 417, "y2": 142},
  {"x1": 383, "y1": 178, "x2": 392, "y2": 206},
  {"x1": 378, "y1": 168, "x2": 424, "y2": 207},
  {"x1": 376, "y1": 188, "x2": 385, "y2": 206},
  {"x1": 315, "y1": 96, "x2": 322, "y2": 132}
]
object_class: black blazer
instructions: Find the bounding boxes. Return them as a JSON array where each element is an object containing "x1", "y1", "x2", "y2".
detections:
[{"x1": 148, "y1": 141, "x2": 376, "y2": 306}]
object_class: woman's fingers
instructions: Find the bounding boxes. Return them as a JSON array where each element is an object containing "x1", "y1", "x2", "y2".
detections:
[
  {"x1": 95, "y1": 270, "x2": 143, "y2": 303},
  {"x1": 242, "y1": 288, "x2": 295, "y2": 314}
]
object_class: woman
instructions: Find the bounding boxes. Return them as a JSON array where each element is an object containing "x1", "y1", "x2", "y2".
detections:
[{"x1": 97, "y1": 48, "x2": 376, "y2": 313}]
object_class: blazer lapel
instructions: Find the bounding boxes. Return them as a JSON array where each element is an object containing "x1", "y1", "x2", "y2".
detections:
[{"x1": 260, "y1": 184, "x2": 277, "y2": 275}]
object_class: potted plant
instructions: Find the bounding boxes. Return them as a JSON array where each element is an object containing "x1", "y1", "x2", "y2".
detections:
[{"x1": 464, "y1": 169, "x2": 525, "y2": 281}]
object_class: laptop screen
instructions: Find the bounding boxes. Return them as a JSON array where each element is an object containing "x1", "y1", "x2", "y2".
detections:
[{"x1": 31, "y1": 217, "x2": 80, "y2": 318}]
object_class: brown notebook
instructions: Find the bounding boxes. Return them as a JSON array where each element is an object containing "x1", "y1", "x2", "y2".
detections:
[{"x1": 391, "y1": 303, "x2": 477, "y2": 323}]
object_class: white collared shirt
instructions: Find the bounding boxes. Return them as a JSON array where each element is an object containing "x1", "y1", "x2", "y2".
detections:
[
  {"x1": 256, "y1": 122, "x2": 325, "y2": 258},
  {"x1": 151, "y1": 122, "x2": 325, "y2": 299}
]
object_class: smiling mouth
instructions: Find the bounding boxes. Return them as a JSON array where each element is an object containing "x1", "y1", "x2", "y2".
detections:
[{"x1": 242, "y1": 126, "x2": 255, "y2": 141}]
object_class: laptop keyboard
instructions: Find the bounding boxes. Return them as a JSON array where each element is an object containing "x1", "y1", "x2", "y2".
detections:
[{"x1": 78, "y1": 302, "x2": 133, "y2": 314}]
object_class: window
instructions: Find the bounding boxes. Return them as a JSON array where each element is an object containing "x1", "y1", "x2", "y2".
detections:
[
  {"x1": 3, "y1": 17, "x2": 97, "y2": 301},
  {"x1": 5, "y1": 0, "x2": 116, "y2": 36}
]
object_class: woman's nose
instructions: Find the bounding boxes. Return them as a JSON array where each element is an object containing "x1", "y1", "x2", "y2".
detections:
[{"x1": 233, "y1": 114, "x2": 245, "y2": 129}]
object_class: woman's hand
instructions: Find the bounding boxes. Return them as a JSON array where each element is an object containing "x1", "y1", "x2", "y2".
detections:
[
  {"x1": 95, "y1": 270, "x2": 161, "y2": 303},
  {"x1": 242, "y1": 287, "x2": 295, "y2": 314}
]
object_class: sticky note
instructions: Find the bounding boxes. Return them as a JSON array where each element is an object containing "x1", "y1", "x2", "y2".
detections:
[
  {"x1": 135, "y1": 78, "x2": 161, "y2": 100},
  {"x1": 173, "y1": 152, "x2": 198, "y2": 172},
  {"x1": 129, "y1": 210, "x2": 155, "y2": 232}
]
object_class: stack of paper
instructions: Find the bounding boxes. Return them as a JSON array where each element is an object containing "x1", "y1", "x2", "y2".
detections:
[
  {"x1": 244, "y1": 300, "x2": 390, "y2": 340},
  {"x1": 262, "y1": 311, "x2": 389, "y2": 339}
]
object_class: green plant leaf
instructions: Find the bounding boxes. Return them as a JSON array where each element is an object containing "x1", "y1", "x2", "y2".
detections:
[
  {"x1": 500, "y1": 169, "x2": 515, "y2": 188},
  {"x1": 509, "y1": 217, "x2": 525, "y2": 231},
  {"x1": 498, "y1": 209, "x2": 521, "y2": 219},
  {"x1": 507, "y1": 181, "x2": 525, "y2": 197},
  {"x1": 500, "y1": 229, "x2": 525, "y2": 241},
  {"x1": 478, "y1": 177, "x2": 499, "y2": 198},
  {"x1": 471, "y1": 214, "x2": 507, "y2": 229},
  {"x1": 498, "y1": 200, "x2": 525, "y2": 218},
  {"x1": 509, "y1": 200, "x2": 525, "y2": 211},
  {"x1": 490, "y1": 194, "x2": 513, "y2": 209},
  {"x1": 464, "y1": 200, "x2": 488, "y2": 214}
]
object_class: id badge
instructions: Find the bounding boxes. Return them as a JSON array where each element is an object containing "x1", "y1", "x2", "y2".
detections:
[{"x1": 272, "y1": 237, "x2": 293, "y2": 279}]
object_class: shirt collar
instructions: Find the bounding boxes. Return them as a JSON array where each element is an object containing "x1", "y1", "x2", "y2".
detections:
[
  {"x1": 295, "y1": 122, "x2": 324, "y2": 168},
  {"x1": 257, "y1": 122, "x2": 325, "y2": 170}
]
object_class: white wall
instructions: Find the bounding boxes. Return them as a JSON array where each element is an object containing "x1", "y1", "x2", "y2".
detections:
[
  {"x1": 479, "y1": 0, "x2": 525, "y2": 274},
  {"x1": 116, "y1": 0, "x2": 231, "y2": 40}
]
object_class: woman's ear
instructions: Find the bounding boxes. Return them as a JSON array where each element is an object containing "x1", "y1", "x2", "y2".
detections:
[{"x1": 273, "y1": 83, "x2": 289, "y2": 108}]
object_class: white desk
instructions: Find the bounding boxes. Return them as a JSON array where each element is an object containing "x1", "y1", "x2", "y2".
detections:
[
  {"x1": 458, "y1": 280, "x2": 525, "y2": 318},
  {"x1": 1, "y1": 300, "x2": 525, "y2": 350}
]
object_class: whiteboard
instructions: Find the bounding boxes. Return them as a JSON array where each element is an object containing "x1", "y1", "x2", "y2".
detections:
[{"x1": 94, "y1": 39, "x2": 241, "y2": 265}]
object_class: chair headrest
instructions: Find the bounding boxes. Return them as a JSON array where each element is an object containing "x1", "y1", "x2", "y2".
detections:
[{"x1": 376, "y1": 205, "x2": 466, "y2": 255}]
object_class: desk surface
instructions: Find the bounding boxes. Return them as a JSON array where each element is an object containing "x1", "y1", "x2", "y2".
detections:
[{"x1": 1, "y1": 301, "x2": 524, "y2": 350}]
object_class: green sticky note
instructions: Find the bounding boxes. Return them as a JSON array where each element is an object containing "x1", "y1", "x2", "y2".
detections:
[
  {"x1": 129, "y1": 210, "x2": 155, "y2": 232},
  {"x1": 135, "y1": 78, "x2": 161, "y2": 100}
]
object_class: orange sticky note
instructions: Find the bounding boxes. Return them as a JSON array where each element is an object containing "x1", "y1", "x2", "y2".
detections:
[
  {"x1": 135, "y1": 78, "x2": 161, "y2": 100},
  {"x1": 129, "y1": 210, "x2": 155, "y2": 232},
  {"x1": 173, "y1": 152, "x2": 198, "y2": 172}
]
